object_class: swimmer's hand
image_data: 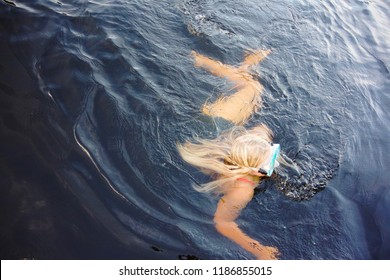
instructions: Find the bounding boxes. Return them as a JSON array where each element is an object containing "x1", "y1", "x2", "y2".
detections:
[{"x1": 249, "y1": 240, "x2": 280, "y2": 260}]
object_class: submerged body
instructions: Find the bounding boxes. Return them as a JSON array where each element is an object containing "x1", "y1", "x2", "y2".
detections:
[{"x1": 179, "y1": 50, "x2": 279, "y2": 259}]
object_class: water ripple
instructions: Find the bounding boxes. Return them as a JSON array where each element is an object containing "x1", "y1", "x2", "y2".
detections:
[{"x1": 1, "y1": 0, "x2": 389, "y2": 259}]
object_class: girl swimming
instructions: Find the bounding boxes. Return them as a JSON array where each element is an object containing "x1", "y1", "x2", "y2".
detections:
[{"x1": 178, "y1": 50, "x2": 279, "y2": 259}]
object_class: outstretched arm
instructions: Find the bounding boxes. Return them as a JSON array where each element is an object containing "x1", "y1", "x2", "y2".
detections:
[{"x1": 213, "y1": 183, "x2": 279, "y2": 259}]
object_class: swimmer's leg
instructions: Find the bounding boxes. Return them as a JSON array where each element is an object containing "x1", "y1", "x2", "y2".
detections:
[
  {"x1": 192, "y1": 50, "x2": 270, "y2": 124},
  {"x1": 202, "y1": 85, "x2": 261, "y2": 125},
  {"x1": 191, "y1": 51, "x2": 240, "y2": 80},
  {"x1": 239, "y1": 49, "x2": 272, "y2": 71}
]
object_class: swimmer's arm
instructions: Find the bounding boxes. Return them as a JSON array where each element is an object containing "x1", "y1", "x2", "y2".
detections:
[{"x1": 213, "y1": 184, "x2": 279, "y2": 259}]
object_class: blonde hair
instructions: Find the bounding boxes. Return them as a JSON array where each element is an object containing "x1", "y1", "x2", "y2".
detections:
[{"x1": 177, "y1": 124, "x2": 274, "y2": 194}]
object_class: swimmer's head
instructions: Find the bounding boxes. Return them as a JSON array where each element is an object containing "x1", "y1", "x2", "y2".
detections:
[
  {"x1": 226, "y1": 130, "x2": 280, "y2": 177},
  {"x1": 227, "y1": 134, "x2": 273, "y2": 175},
  {"x1": 177, "y1": 124, "x2": 278, "y2": 193}
]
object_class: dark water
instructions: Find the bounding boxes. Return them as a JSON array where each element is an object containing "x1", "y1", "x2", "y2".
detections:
[{"x1": 1, "y1": 0, "x2": 389, "y2": 260}]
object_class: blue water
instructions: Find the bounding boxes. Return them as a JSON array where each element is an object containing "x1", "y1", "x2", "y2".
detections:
[{"x1": 1, "y1": 0, "x2": 389, "y2": 259}]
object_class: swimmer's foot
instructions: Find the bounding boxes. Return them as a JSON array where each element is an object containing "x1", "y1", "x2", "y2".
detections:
[{"x1": 240, "y1": 49, "x2": 272, "y2": 69}]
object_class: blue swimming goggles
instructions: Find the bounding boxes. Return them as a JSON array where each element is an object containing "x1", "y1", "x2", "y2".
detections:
[{"x1": 258, "y1": 143, "x2": 280, "y2": 176}]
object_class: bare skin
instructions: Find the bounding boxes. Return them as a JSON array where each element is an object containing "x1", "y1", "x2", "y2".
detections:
[
  {"x1": 214, "y1": 175, "x2": 279, "y2": 260},
  {"x1": 191, "y1": 50, "x2": 271, "y2": 125},
  {"x1": 190, "y1": 52, "x2": 278, "y2": 258}
]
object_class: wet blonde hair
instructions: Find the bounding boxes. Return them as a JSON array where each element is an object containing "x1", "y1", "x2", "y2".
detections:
[{"x1": 177, "y1": 124, "x2": 273, "y2": 194}]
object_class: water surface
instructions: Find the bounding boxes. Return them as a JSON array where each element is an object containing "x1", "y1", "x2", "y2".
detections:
[{"x1": 1, "y1": 0, "x2": 389, "y2": 259}]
